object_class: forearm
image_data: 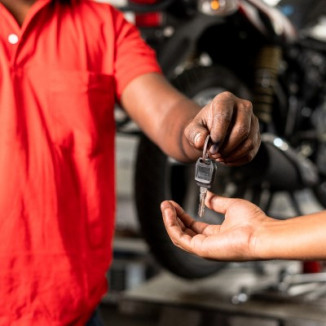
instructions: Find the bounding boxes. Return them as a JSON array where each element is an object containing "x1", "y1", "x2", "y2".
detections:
[
  {"x1": 121, "y1": 73, "x2": 202, "y2": 162},
  {"x1": 122, "y1": 72, "x2": 260, "y2": 165},
  {"x1": 157, "y1": 96, "x2": 203, "y2": 162},
  {"x1": 255, "y1": 211, "x2": 326, "y2": 260}
]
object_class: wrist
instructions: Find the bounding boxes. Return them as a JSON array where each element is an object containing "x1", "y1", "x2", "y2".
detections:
[{"x1": 251, "y1": 218, "x2": 283, "y2": 260}]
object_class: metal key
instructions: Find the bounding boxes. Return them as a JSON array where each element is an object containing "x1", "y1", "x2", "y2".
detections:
[{"x1": 195, "y1": 136, "x2": 216, "y2": 218}]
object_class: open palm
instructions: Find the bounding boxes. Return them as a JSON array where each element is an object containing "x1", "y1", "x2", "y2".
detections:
[{"x1": 161, "y1": 192, "x2": 271, "y2": 261}]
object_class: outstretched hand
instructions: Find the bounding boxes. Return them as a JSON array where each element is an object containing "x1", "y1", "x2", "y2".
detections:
[{"x1": 161, "y1": 192, "x2": 273, "y2": 261}]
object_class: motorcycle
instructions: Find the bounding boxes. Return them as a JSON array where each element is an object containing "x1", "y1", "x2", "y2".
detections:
[{"x1": 115, "y1": 0, "x2": 326, "y2": 279}]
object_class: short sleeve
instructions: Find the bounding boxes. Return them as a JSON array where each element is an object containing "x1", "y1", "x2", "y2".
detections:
[{"x1": 112, "y1": 8, "x2": 162, "y2": 99}]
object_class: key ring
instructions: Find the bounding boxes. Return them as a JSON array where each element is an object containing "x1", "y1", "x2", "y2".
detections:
[{"x1": 202, "y1": 135, "x2": 210, "y2": 161}]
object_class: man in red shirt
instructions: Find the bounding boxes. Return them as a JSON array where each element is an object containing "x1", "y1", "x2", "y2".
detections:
[{"x1": 0, "y1": 0, "x2": 260, "y2": 325}]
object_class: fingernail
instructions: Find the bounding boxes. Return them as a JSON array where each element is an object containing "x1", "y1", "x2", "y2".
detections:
[
  {"x1": 160, "y1": 201, "x2": 169, "y2": 210},
  {"x1": 163, "y1": 208, "x2": 170, "y2": 214},
  {"x1": 194, "y1": 133, "x2": 203, "y2": 145},
  {"x1": 209, "y1": 143, "x2": 220, "y2": 154}
]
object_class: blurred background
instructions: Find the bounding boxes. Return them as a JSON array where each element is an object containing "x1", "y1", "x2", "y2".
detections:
[{"x1": 99, "y1": 1, "x2": 326, "y2": 325}]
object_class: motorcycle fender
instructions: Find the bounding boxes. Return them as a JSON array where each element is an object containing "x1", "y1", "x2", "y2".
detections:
[{"x1": 240, "y1": 0, "x2": 297, "y2": 42}]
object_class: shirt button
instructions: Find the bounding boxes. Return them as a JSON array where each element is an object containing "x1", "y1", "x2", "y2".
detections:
[{"x1": 8, "y1": 34, "x2": 19, "y2": 44}]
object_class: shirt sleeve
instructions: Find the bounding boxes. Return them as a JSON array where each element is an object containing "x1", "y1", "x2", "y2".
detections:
[{"x1": 112, "y1": 8, "x2": 162, "y2": 100}]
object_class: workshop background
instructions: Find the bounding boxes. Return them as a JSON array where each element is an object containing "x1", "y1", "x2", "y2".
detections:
[{"x1": 98, "y1": 0, "x2": 326, "y2": 325}]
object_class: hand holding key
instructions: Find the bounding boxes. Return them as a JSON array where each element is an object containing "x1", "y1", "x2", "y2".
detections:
[
  {"x1": 184, "y1": 92, "x2": 260, "y2": 166},
  {"x1": 195, "y1": 135, "x2": 216, "y2": 217}
]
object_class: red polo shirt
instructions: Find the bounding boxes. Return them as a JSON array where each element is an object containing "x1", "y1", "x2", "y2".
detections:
[{"x1": 0, "y1": 1, "x2": 161, "y2": 325}]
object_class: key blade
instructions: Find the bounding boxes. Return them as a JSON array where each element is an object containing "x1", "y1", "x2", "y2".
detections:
[
  {"x1": 198, "y1": 187, "x2": 207, "y2": 218},
  {"x1": 198, "y1": 200, "x2": 205, "y2": 218}
]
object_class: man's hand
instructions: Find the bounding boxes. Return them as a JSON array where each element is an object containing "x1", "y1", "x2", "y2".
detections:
[
  {"x1": 185, "y1": 92, "x2": 260, "y2": 166},
  {"x1": 122, "y1": 74, "x2": 260, "y2": 165},
  {"x1": 160, "y1": 192, "x2": 272, "y2": 261}
]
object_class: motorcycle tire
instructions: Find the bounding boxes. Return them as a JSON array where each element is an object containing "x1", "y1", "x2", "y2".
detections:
[{"x1": 134, "y1": 65, "x2": 251, "y2": 279}]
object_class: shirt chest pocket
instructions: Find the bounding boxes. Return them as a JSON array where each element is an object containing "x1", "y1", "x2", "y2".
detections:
[{"x1": 49, "y1": 71, "x2": 115, "y2": 155}]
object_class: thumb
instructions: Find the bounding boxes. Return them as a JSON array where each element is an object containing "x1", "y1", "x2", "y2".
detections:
[
  {"x1": 205, "y1": 192, "x2": 238, "y2": 214},
  {"x1": 184, "y1": 121, "x2": 208, "y2": 150}
]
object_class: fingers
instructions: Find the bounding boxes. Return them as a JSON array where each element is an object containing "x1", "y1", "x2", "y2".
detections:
[
  {"x1": 205, "y1": 192, "x2": 237, "y2": 215},
  {"x1": 161, "y1": 196, "x2": 265, "y2": 261},
  {"x1": 184, "y1": 91, "x2": 260, "y2": 165},
  {"x1": 207, "y1": 92, "x2": 236, "y2": 145},
  {"x1": 161, "y1": 200, "x2": 217, "y2": 243},
  {"x1": 218, "y1": 104, "x2": 257, "y2": 155},
  {"x1": 209, "y1": 94, "x2": 259, "y2": 164},
  {"x1": 220, "y1": 115, "x2": 261, "y2": 165},
  {"x1": 161, "y1": 200, "x2": 211, "y2": 235},
  {"x1": 184, "y1": 122, "x2": 209, "y2": 151},
  {"x1": 184, "y1": 92, "x2": 236, "y2": 151},
  {"x1": 160, "y1": 200, "x2": 196, "y2": 253},
  {"x1": 219, "y1": 97, "x2": 253, "y2": 152},
  {"x1": 161, "y1": 200, "x2": 222, "y2": 257},
  {"x1": 205, "y1": 192, "x2": 265, "y2": 219}
]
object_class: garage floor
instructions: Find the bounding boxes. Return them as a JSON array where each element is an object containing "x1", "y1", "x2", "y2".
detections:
[{"x1": 99, "y1": 262, "x2": 326, "y2": 326}]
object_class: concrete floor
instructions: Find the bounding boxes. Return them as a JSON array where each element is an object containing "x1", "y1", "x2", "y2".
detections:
[{"x1": 99, "y1": 262, "x2": 326, "y2": 326}]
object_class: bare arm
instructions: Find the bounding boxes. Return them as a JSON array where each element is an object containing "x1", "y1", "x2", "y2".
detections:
[
  {"x1": 256, "y1": 209, "x2": 326, "y2": 260},
  {"x1": 161, "y1": 192, "x2": 326, "y2": 261},
  {"x1": 121, "y1": 73, "x2": 260, "y2": 165}
]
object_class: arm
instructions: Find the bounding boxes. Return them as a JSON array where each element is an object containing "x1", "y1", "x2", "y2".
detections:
[
  {"x1": 161, "y1": 192, "x2": 326, "y2": 261},
  {"x1": 120, "y1": 73, "x2": 260, "y2": 165}
]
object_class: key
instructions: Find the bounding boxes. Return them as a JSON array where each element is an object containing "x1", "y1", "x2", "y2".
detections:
[
  {"x1": 195, "y1": 158, "x2": 216, "y2": 217},
  {"x1": 195, "y1": 156, "x2": 216, "y2": 218}
]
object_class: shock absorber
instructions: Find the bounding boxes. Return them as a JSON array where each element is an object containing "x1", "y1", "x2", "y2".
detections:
[{"x1": 253, "y1": 45, "x2": 282, "y2": 125}]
